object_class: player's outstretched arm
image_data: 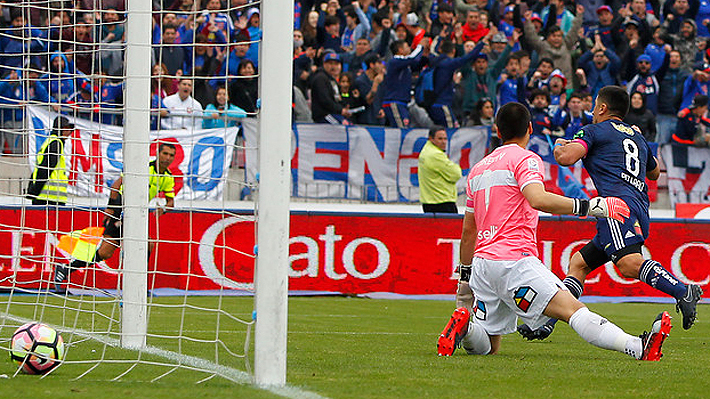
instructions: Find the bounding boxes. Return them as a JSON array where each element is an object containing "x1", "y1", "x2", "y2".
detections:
[{"x1": 521, "y1": 183, "x2": 630, "y2": 222}]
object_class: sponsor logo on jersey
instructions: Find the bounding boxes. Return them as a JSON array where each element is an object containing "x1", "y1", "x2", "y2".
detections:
[
  {"x1": 527, "y1": 158, "x2": 539, "y2": 171},
  {"x1": 513, "y1": 286, "x2": 537, "y2": 312},
  {"x1": 477, "y1": 225, "x2": 498, "y2": 241},
  {"x1": 573, "y1": 129, "x2": 585, "y2": 139},
  {"x1": 610, "y1": 122, "x2": 636, "y2": 136}
]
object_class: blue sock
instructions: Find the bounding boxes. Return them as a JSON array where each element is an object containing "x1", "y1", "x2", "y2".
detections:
[
  {"x1": 639, "y1": 259, "x2": 687, "y2": 300},
  {"x1": 563, "y1": 276, "x2": 584, "y2": 299},
  {"x1": 545, "y1": 276, "x2": 585, "y2": 327}
]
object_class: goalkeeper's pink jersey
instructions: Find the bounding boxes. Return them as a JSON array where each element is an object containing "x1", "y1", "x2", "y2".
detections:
[{"x1": 465, "y1": 144, "x2": 545, "y2": 261}]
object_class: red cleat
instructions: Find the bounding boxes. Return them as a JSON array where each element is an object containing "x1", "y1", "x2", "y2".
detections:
[
  {"x1": 437, "y1": 307, "x2": 470, "y2": 356},
  {"x1": 640, "y1": 311, "x2": 672, "y2": 361}
]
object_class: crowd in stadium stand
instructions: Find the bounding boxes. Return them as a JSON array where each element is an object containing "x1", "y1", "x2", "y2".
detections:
[{"x1": 3, "y1": 0, "x2": 710, "y2": 156}]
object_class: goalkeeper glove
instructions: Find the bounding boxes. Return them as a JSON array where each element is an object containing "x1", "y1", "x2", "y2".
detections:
[{"x1": 573, "y1": 197, "x2": 630, "y2": 223}]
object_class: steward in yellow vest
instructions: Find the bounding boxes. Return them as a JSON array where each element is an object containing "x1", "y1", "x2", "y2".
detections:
[{"x1": 27, "y1": 117, "x2": 74, "y2": 205}]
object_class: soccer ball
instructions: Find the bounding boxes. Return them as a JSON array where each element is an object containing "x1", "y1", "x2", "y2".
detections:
[{"x1": 10, "y1": 322, "x2": 64, "y2": 375}]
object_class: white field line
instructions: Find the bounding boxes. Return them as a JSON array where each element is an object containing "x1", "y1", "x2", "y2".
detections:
[{"x1": 1, "y1": 312, "x2": 329, "y2": 399}]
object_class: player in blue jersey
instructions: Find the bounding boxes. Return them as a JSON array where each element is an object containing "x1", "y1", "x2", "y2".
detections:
[{"x1": 518, "y1": 86, "x2": 703, "y2": 340}]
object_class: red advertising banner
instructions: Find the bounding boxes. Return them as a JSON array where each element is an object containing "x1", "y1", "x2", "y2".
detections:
[{"x1": 1, "y1": 209, "x2": 708, "y2": 298}]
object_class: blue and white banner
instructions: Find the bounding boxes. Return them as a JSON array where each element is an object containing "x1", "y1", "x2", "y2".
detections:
[
  {"x1": 662, "y1": 143, "x2": 710, "y2": 207},
  {"x1": 241, "y1": 120, "x2": 490, "y2": 202},
  {"x1": 28, "y1": 106, "x2": 239, "y2": 201}
]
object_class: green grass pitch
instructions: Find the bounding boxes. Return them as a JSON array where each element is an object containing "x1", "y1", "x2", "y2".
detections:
[{"x1": 1, "y1": 296, "x2": 708, "y2": 399}]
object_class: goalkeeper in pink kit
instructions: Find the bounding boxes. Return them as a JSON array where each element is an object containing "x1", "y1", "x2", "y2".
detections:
[{"x1": 437, "y1": 102, "x2": 671, "y2": 360}]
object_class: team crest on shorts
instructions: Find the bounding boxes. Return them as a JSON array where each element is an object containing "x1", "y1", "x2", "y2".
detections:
[
  {"x1": 513, "y1": 286, "x2": 537, "y2": 312},
  {"x1": 473, "y1": 300, "x2": 487, "y2": 320}
]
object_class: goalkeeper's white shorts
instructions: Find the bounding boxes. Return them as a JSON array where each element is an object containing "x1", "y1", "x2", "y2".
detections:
[{"x1": 468, "y1": 256, "x2": 567, "y2": 336}]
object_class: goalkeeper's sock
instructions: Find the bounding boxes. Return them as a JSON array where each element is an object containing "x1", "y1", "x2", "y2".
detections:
[
  {"x1": 461, "y1": 321, "x2": 491, "y2": 355},
  {"x1": 568, "y1": 307, "x2": 642, "y2": 359},
  {"x1": 639, "y1": 259, "x2": 687, "y2": 300}
]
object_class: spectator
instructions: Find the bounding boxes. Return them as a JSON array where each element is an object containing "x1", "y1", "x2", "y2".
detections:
[
  {"x1": 556, "y1": 91, "x2": 593, "y2": 139},
  {"x1": 430, "y1": 3, "x2": 455, "y2": 39},
  {"x1": 382, "y1": 40, "x2": 426, "y2": 128},
  {"x1": 629, "y1": 0, "x2": 660, "y2": 28},
  {"x1": 353, "y1": 53, "x2": 385, "y2": 125},
  {"x1": 341, "y1": 37, "x2": 373, "y2": 75},
  {"x1": 498, "y1": 5, "x2": 516, "y2": 39},
  {"x1": 645, "y1": 27, "x2": 668, "y2": 73},
  {"x1": 680, "y1": 63, "x2": 710, "y2": 109},
  {"x1": 228, "y1": 59, "x2": 258, "y2": 115},
  {"x1": 540, "y1": 0, "x2": 576, "y2": 34},
  {"x1": 428, "y1": 39, "x2": 485, "y2": 128},
  {"x1": 460, "y1": 38, "x2": 512, "y2": 113},
  {"x1": 41, "y1": 52, "x2": 88, "y2": 104},
  {"x1": 465, "y1": 97, "x2": 495, "y2": 128},
  {"x1": 341, "y1": 2, "x2": 371, "y2": 52},
  {"x1": 203, "y1": 86, "x2": 246, "y2": 129},
  {"x1": 673, "y1": 94, "x2": 710, "y2": 146},
  {"x1": 589, "y1": 5, "x2": 622, "y2": 52},
  {"x1": 626, "y1": 54, "x2": 660, "y2": 114},
  {"x1": 547, "y1": 69, "x2": 567, "y2": 115},
  {"x1": 663, "y1": 0, "x2": 697, "y2": 34},
  {"x1": 195, "y1": 0, "x2": 235, "y2": 42},
  {"x1": 660, "y1": 18, "x2": 697, "y2": 72},
  {"x1": 578, "y1": 42, "x2": 621, "y2": 99},
  {"x1": 624, "y1": 92, "x2": 657, "y2": 142},
  {"x1": 244, "y1": 8, "x2": 261, "y2": 67},
  {"x1": 526, "y1": 57, "x2": 555, "y2": 91},
  {"x1": 656, "y1": 50, "x2": 689, "y2": 143},
  {"x1": 402, "y1": 13, "x2": 426, "y2": 48},
  {"x1": 488, "y1": 32, "x2": 510, "y2": 65},
  {"x1": 152, "y1": 63, "x2": 179, "y2": 99},
  {"x1": 154, "y1": 24, "x2": 186, "y2": 75},
  {"x1": 162, "y1": 77, "x2": 204, "y2": 130},
  {"x1": 523, "y1": 6, "x2": 584, "y2": 80},
  {"x1": 418, "y1": 126, "x2": 462, "y2": 214},
  {"x1": 311, "y1": 52, "x2": 351, "y2": 124},
  {"x1": 697, "y1": 0, "x2": 710, "y2": 37},
  {"x1": 338, "y1": 71, "x2": 365, "y2": 124},
  {"x1": 98, "y1": 9, "x2": 125, "y2": 76},
  {"x1": 498, "y1": 52, "x2": 526, "y2": 106},
  {"x1": 618, "y1": 18, "x2": 651, "y2": 82},
  {"x1": 223, "y1": 33, "x2": 253, "y2": 80},
  {"x1": 370, "y1": 9, "x2": 395, "y2": 60},
  {"x1": 26, "y1": 116, "x2": 73, "y2": 205},
  {"x1": 0, "y1": 7, "x2": 47, "y2": 75},
  {"x1": 302, "y1": 10, "x2": 319, "y2": 43},
  {"x1": 527, "y1": 88, "x2": 561, "y2": 137},
  {"x1": 319, "y1": 15, "x2": 342, "y2": 53},
  {"x1": 461, "y1": 9, "x2": 489, "y2": 43},
  {"x1": 66, "y1": 20, "x2": 96, "y2": 75}
]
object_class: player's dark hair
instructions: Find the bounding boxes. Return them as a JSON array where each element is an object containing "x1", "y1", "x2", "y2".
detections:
[
  {"x1": 440, "y1": 40, "x2": 456, "y2": 55},
  {"x1": 390, "y1": 39, "x2": 407, "y2": 55},
  {"x1": 429, "y1": 126, "x2": 445, "y2": 138},
  {"x1": 596, "y1": 85, "x2": 630, "y2": 118},
  {"x1": 159, "y1": 142, "x2": 176, "y2": 153},
  {"x1": 495, "y1": 102, "x2": 530, "y2": 142},
  {"x1": 363, "y1": 53, "x2": 381, "y2": 68},
  {"x1": 324, "y1": 15, "x2": 340, "y2": 28}
]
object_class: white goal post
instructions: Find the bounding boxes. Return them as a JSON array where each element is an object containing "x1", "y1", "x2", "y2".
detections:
[{"x1": 254, "y1": 0, "x2": 294, "y2": 387}]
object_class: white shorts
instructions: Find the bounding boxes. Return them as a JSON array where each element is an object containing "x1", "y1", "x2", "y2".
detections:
[{"x1": 468, "y1": 256, "x2": 566, "y2": 336}]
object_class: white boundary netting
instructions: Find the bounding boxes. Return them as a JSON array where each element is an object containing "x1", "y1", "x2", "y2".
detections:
[{"x1": 0, "y1": 0, "x2": 267, "y2": 383}]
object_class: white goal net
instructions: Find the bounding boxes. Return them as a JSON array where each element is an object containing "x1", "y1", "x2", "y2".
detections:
[{"x1": 0, "y1": 0, "x2": 290, "y2": 385}]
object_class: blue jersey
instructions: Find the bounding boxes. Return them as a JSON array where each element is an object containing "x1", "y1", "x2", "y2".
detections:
[{"x1": 573, "y1": 119, "x2": 657, "y2": 214}]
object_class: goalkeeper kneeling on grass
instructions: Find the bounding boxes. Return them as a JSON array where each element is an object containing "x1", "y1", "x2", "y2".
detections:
[{"x1": 54, "y1": 143, "x2": 176, "y2": 288}]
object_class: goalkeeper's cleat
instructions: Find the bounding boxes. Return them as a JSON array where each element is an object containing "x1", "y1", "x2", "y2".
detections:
[
  {"x1": 640, "y1": 311, "x2": 672, "y2": 361},
  {"x1": 437, "y1": 307, "x2": 470, "y2": 356},
  {"x1": 517, "y1": 322, "x2": 555, "y2": 341},
  {"x1": 676, "y1": 284, "x2": 703, "y2": 330}
]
